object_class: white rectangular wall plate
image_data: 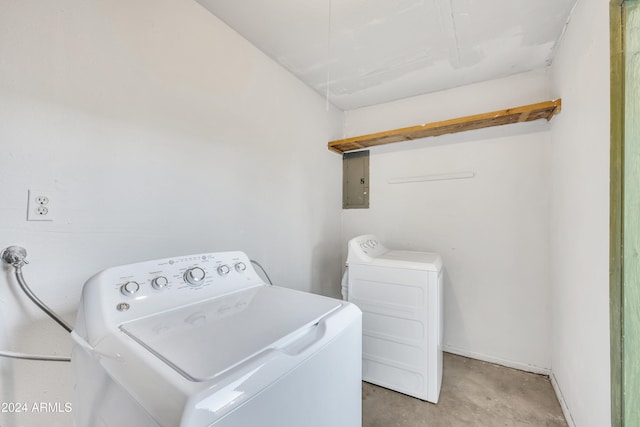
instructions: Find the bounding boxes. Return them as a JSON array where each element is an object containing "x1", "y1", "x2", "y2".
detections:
[{"x1": 27, "y1": 189, "x2": 55, "y2": 221}]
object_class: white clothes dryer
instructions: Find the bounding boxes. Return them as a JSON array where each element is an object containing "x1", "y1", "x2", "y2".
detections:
[
  {"x1": 346, "y1": 235, "x2": 443, "y2": 403},
  {"x1": 72, "y1": 251, "x2": 362, "y2": 426}
]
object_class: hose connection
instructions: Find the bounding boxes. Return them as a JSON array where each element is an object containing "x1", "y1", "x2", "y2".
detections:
[{"x1": 1, "y1": 246, "x2": 29, "y2": 268}]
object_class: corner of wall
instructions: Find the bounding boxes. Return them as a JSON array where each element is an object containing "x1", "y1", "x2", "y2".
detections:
[{"x1": 550, "y1": 372, "x2": 577, "y2": 427}]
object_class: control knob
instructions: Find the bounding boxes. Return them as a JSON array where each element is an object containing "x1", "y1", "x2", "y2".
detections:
[
  {"x1": 121, "y1": 281, "x2": 140, "y2": 296},
  {"x1": 151, "y1": 276, "x2": 169, "y2": 290},
  {"x1": 184, "y1": 267, "x2": 206, "y2": 286},
  {"x1": 217, "y1": 265, "x2": 231, "y2": 276},
  {"x1": 235, "y1": 262, "x2": 247, "y2": 272}
]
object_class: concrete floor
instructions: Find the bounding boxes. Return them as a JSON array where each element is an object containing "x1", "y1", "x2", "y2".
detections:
[{"x1": 362, "y1": 353, "x2": 568, "y2": 427}]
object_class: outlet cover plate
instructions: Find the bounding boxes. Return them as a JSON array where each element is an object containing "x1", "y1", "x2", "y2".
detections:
[{"x1": 27, "y1": 189, "x2": 55, "y2": 221}]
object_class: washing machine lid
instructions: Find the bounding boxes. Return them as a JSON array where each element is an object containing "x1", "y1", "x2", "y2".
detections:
[
  {"x1": 372, "y1": 250, "x2": 443, "y2": 271},
  {"x1": 119, "y1": 286, "x2": 341, "y2": 382}
]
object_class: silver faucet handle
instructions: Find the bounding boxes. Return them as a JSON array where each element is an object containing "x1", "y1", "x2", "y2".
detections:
[{"x1": 1, "y1": 246, "x2": 29, "y2": 267}]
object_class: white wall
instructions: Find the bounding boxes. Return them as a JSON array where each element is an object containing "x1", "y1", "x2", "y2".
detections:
[
  {"x1": 342, "y1": 70, "x2": 553, "y2": 373},
  {"x1": 549, "y1": 0, "x2": 611, "y2": 425},
  {"x1": 0, "y1": 1, "x2": 342, "y2": 426}
]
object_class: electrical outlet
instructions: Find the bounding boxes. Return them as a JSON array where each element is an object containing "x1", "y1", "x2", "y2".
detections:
[{"x1": 27, "y1": 189, "x2": 55, "y2": 221}]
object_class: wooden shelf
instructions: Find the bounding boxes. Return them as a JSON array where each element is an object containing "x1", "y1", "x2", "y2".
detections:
[{"x1": 328, "y1": 99, "x2": 562, "y2": 154}]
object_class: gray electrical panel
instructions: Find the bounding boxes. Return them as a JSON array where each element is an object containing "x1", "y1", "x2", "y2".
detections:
[{"x1": 343, "y1": 150, "x2": 369, "y2": 209}]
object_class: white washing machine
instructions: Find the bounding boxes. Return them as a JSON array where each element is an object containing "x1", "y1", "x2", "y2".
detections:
[
  {"x1": 345, "y1": 235, "x2": 443, "y2": 403},
  {"x1": 71, "y1": 251, "x2": 362, "y2": 426}
]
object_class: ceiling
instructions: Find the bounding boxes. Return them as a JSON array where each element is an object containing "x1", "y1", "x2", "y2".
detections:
[{"x1": 195, "y1": 0, "x2": 578, "y2": 111}]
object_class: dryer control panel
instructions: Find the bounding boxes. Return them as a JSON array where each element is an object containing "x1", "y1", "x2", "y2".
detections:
[
  {"x1": 77, "y1": 251, "x2": 265, "y2": 346},
  {"x1": 346, "y1": 234, "x2": 389, "y2": 264}
]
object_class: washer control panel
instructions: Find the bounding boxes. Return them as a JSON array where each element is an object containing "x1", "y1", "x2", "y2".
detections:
[{"x1": 79, "y1": 251, "x2": 265, "y2": 344}]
